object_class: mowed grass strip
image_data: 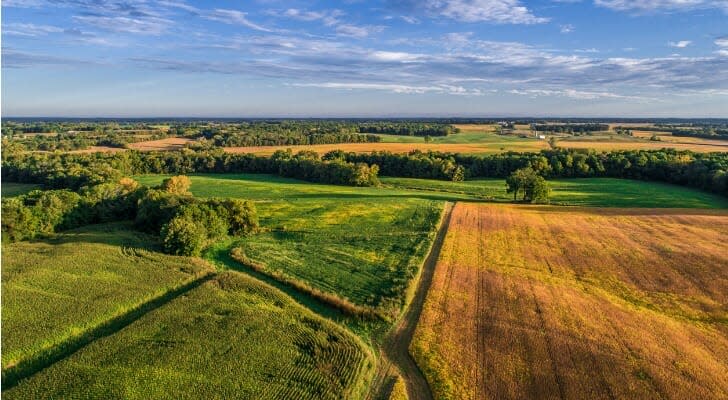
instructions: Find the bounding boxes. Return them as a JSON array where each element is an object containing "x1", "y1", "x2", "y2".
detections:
[
  {"x1": 412, "y1": 203, "x2": 728, "y2": 400},
  {"x1": 1, "y1": 223, "x2": 213, "y2": 371},
  {"x1": 3, "y1": 271, "x2": 375, "y2": 400}
]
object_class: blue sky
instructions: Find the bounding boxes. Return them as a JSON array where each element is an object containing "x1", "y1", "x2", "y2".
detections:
[{"x1": 2, "y1": 0, "x2": 727, "y2": 117}]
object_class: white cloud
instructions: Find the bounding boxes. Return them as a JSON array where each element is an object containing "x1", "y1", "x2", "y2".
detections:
[
  {"x1": 292, "y1": 82, "x2": 482, "y2": 95},
  {"x1": 560, "y1": 24, "x2": 574, "y2": 33},
  {"x1": 398, "y1": 0, "x2": 548, "y2": 24},
  {"x1": 669, "y1": 40, "x2": 692, "y2": 48},
  {"x1": 595, "y1": 0, "x2": 728, "y2": 13},
  {"x1": 204, "y1": 9, "x2": 273, "y2": 32}
]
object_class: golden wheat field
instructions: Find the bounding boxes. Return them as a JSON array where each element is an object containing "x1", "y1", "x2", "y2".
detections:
[{"x1": 412, "y1": 203, "x2": 728, "y2": 400}]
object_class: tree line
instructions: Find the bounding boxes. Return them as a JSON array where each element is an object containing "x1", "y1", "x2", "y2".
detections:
[
  {"x1": 3, "y1": 148, "x2": 726, "y2": 196},
  {"x1": 1, "y1": 149, "x2": 381, "y2": 190},
  {"x1": 532, "y1": 124, "x2": 609, "y2": 133}
]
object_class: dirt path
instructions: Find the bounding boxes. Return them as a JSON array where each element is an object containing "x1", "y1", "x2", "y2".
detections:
[{"x1": 378, "y1": 202, "x2": 454, "y2": 400}]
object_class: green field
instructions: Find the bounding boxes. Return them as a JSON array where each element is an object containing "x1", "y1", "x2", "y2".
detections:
[
  {"x1": 1, "y1": 183, "x2": 42, "y2": 198},
  {"x1": 382, "y1": 177, "x2": 728, "y2": 208},
  {"x1": 4, "y1": 271, "x2": 374, "y2": 400},
  {"x1": 136, "y1": 173, "x2": 444, "y2": 320},
  {"x1": 1, "y1": 223, "x2": 213, "y2": 372}
]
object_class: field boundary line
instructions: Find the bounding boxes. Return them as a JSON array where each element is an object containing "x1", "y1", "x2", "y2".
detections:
[
  {"x1": 377, "y1": 201, "x2": 454, "y2": 400},
  {"x1": 1, "y1": 272, "x2": 216, "y2": 390}
]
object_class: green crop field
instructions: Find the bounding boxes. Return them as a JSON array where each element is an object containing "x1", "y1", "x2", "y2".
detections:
[
  {"x1": 136, "y1": 174, "x2": 444, "y2": 320},
  {"x1": 382, "y1": 177, "x2": 728, "y2": 208},
  {"x1": 3, "y1": 271, "x2": 374, "y2": 400},
  {"x1": 1, "y1": 223, "x2": 213, "y2": 373},
  {"x1": 1, "y1": 183, "x2": 42, "y2": 198}
]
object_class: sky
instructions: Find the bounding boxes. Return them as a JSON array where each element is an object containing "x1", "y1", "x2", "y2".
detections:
[{"x1": 2, "y1": 0, "x2": 728, "y2": 117}]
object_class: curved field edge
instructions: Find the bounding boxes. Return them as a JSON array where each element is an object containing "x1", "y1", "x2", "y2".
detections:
[
  {"x1": 3, "y1": 271, "x2": 376, "y2": 400},
  {"x1": 229, "y1": 246, "x2": 380, "y2": 318},
  {"x1": 1, "y1": 224, "x2": 214, "y2": 377},
  {"x1": 1, "y1": 273, "x2": 214, "y2": 389},
  {"x1": 411, "y1": 203, "x2": 728, "y2": 400}
]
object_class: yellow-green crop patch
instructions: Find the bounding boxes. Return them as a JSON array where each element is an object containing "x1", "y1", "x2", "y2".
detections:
[
  {"x1": 3, "y1": 272, "x2": 375, "y2": 400},
  {"x1": 1, "y1": 223, "x2": 213, "y2": 371}
]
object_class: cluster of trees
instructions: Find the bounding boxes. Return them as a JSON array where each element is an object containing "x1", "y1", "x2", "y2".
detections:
[
  {"x1": 1, "y1": 175, "x2": 259, "y2": 256},
  {"x1": 2, "y1": 149, "x2": 381, "y2": 190},
  {"x1": 356, "y1": 123, "x2": 458, "y2": 137},
  {"x1": 2, "y1": 178, "x2": 142, "y2": 242},
  {"x1": 506, "y1": 168, "x2": 550, "y2": 203},
  {"x1": 532, "y1": 124, "x2": 609, "y2": 134},
  {"x1": 136, "y1": 176, "x2": 259, "y2": 255},
  {"x1": 339, "y1": 150, "x2": 465, "y2": 181}
]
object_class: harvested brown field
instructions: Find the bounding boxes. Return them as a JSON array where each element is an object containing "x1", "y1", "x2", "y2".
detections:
[
  {"x1": 559, "y1": 140, "x2": 728, "y2": 152},
  {"x1": 67, "y1": 146, "x2": 126, "y2": 154},
  {"x1": 453, "y1": 124, "x2": 498, "y2": 133},
  {"x1": 126, "y1": 137, "x2": 193, "y2": 151},
  {"x1": 412, "y1": 203, "x2": 728, "y2": 400}
]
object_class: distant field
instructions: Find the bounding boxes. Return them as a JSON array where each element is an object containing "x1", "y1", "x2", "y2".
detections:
[
  {"x1": 413, "y1": 203, "x2": 728, "y2": 400},
  {"x1": 382, "y1": 177, "x2": 728, "y2": 208},
  {"x1": 136, "y1": 173, "x2": 445, "y2": 319},
  {"x1": 1, "y1": 223, "x2": 213, "y2": 371},
  {"x1": 127, "y1": 137, "x2": 192, "y2": 151},
  {"x1": 558, "y1": 139, "x2": 728, "y2": 152},
  {"x1": 4, "y1": 271, "x2": 374, "y2": 400},
  {"x1": 222, "y1": 141, "x2": 547, "y2": 155},
  {"x1": 1, "y1": 182, "x2": 42, "y2": 197}
]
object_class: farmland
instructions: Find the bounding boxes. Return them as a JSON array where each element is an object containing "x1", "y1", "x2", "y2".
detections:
[
  {"x1": 1, "y1": 223, "x2": 213, "y2": 377},
  {"x1": 3, "y1": 271, "x2": 374, "y2": 400},
  {"x1": 412, "y1": 203, "x2": 728, "y2": 400},
  {"x1": 135, "y1": 174, "x2": 445, "y2": 320}
]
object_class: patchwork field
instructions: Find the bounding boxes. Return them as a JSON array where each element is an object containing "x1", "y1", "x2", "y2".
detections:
[
  {"x1": 3, "y1": 271, "x2": 374, "y2": 400},
  {"x1": 1, "y1": 223, "x2": 213, "y2": 375},
  {"x1": 412, "y1": 203, "x2": 728, "y2": 400}
]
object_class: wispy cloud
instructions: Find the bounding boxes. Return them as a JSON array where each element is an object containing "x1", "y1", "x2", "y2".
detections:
[
  {"x1": 203, "y1": 9, "x2": 273, "y2": 32},
  {"x1": 269, "y1": 8, "x2": 383, "y2": 38},
  {"x1": 388, "y1": 0, "x2": 548, "y2": 24},
  {"x1": 669, "y1": 40, "x2": 692, "y2": 48},
  {"x1": 594, "y1": 0, "x2": 728, "y2": 13}
]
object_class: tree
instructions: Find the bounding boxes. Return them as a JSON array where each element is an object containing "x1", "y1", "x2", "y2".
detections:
[
  {"x1": 506, "y1": 167, "x2": 551, "y2": 203},
  {"x1": 161, "y1": 215, "x2": 206, "y2": 256},
  {"x1": 423, "y1": 135, "x2": 432, "y2": 143},
  {"x1": 160, "y1": 175, "x2": 192, "y2": 195}
]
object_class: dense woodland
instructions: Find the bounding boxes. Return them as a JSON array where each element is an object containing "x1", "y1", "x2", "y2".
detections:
[
  {"x1": 615, "y1": 125, "x2": 728, "y2": 140},
  {"x1": 2, "y1": 120, "x2": 460, "y2": 151}
]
